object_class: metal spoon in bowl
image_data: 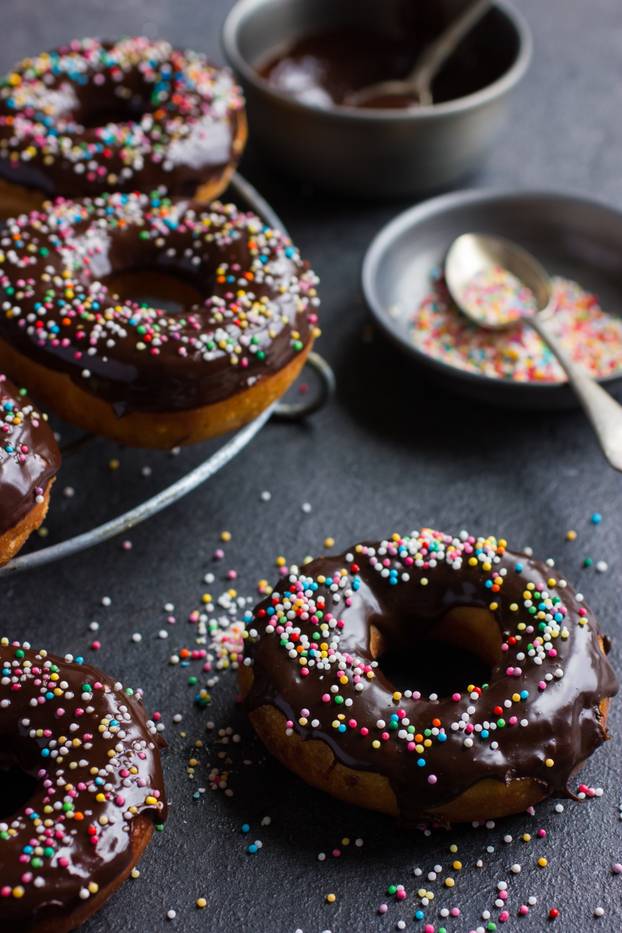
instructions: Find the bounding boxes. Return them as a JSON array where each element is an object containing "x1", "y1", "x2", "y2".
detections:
[
  {"x1": 346, "y1": 0, "x2": 491, "y2": 108},
  {"x1": 445, "y1": 233, "x2": 622, "y2": 472}
]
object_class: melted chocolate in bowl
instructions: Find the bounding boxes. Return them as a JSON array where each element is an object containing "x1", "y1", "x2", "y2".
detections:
[{"x1": 259, "y1": 23, "x2": 515, "y2": 109}]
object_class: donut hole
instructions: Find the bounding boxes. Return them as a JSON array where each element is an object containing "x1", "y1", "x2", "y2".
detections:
[
  {"x1": 370, "y1": 607, "x2": 502, "y2": 699},
  {"x1": 79, "y1": 83, "x2": 154, "y2": 129},
  {"x1": 0, "y1": 739, "x2": 39, "y2": 818},
  {"x1": 102, "y1": 268, "x2": 205, "y2": 316}
]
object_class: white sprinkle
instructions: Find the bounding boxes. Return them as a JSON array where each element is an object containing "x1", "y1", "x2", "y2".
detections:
[
  {"x1": 101, "y1": 596, "x2": 111, "y2": 607},
  {"x1": 131, "y1": 633, "x2": 142, "y2": 643}
]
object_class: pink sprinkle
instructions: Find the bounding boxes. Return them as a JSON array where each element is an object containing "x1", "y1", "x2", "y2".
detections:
[
  {"x1": 499, "y1": 911, "x2": 510, "y2": 922},
  {"x1": 612, "y1": 863, "x2": 622, "y2": 874},
  {"x1": 427, "y1": 774, "x2": 438, "y2": 785},
  {"x1": 518, "y1": 905, "x2": 529, "y2": 915}
]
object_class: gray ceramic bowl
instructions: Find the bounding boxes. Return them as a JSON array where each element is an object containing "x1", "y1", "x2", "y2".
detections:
[
  {"x1": 362, "y1": 189, "x2": 622, "y2": 409},
  {"x1": 222, "y1": 0, "x2": 532, "y2": 198}
]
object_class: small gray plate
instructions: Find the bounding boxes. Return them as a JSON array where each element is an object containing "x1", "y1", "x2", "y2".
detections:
[{"x1": 362, "y1": 189, "x2": 622, "y2": 408}]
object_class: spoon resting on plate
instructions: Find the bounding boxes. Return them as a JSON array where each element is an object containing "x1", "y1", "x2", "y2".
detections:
[
  {"x1": 445, "y1": 232, "x2": 622, "y2": 472},
  {"x1": 346, "y1": 0, "x2": 491, "y2": 108}
]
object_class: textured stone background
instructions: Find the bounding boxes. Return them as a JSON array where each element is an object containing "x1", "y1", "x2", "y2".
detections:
[{"x1": 2, "y1": 1, "x2": 622, "y2": 931}]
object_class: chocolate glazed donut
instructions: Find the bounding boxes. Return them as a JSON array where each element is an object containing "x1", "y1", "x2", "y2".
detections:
[
  {"x1": 0, "y1": 638, "x2": 167, "y2": 933},
  {"x1": 0, "y1": 37, "x2": 247, "y2": 217},
  {"x1": 240, "y1": 530, "x2": 618, "y2": 824},
  {"x1": 0, "y1": 373, "x2": 59, "y2": 565},
  {"x1": 0, "y1": 193, "x2": 320, "y2": 448}
]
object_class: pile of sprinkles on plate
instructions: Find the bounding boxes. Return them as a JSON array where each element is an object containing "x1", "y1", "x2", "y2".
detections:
[{"x1": 411, "y1": 269, "x2": 622, "y2": 382}]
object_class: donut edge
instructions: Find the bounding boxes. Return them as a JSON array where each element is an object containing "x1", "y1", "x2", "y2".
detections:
[
  {"x1": 0, "y1": 477, "x2": 54, "y2": 566},
  {"x1": 0, "y1": 335, "x2": 312, "y2": 448},
  {"x1": 32, "y1": 814, "x2": 155, "y2": 933},
  {"x1": 238, "y1": 640, "x2": 612, "y2": 825}
]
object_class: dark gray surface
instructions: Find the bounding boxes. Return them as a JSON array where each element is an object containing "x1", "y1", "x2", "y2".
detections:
[{"x1": 2, "y1": 2, "x2": 622, "y2": 931}]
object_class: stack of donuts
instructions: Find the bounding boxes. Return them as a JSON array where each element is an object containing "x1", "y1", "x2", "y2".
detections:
[{"x1": 0, "y1": 36, "x2": 320, "y2": 564}]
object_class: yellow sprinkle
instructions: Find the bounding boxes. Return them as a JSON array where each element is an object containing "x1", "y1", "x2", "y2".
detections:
[
  {"x1": 108, "y1": 458, "x2": 120, "y2": 471},
  {"x1": 326, "y1": 893, "x2": 336, "y2": 904},
  {"x1": 547, "y1": 578, "x2": 557, "y2": 588},
  {"x1": 545, "y1": 758, "x2": 555, "y2": 768},
  {"x1": 566, "y1": 529, "x2": 577, "y2": 541},
  {"x1": 196, "y1": 897, "x2": 207, "y2": 909},
  {"x1": 538, "y1": 857, "x2": 548, "y2": 868},
  {"x1": 131, "y1": 868, "x2": 140, "y2": 879},
  {"x1": 444, "y1": 878, "x2": 455, "y2": 888},
  {"x1": 522, "y1": 833, "x2": 532, "y2": 842},
  {"x1": 371, "y1": 740, "x2": 381, "y2": 749},
  {"x1": 12, "y1": 886, "x2": 25, "y2": 899},
  {"x1": 220, "y1": 530, "x2": 232, "y2": 542},
  {"x1": 276, "y1": 556, "x2": 286, "y2": 567},
  {"x1": 449, "y1": 844, "x2": 458, "y2": 854},
  {"x1": 452, "y1": 860, "x2": 462, "y2": 870},
  {"x1": 489, "y1": 601, "x2": 499, "y2": 611},
  {"x1": 323, "y1": 537, "x2": 335, "y2": 549}
]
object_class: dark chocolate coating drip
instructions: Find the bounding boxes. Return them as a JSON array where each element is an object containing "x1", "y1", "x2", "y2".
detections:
[
  {"x1": 0, "y1": 374, "x2": 60, "y2": 534},
  {"x1": 259, "y1": 23, "x2": 513, "y2": 110},
  {"x1": 0, "y1": 38, "x2": 245, "y2": 199},
  {"x1": 244, "y1": 532, "x2": 618, "y2": 820},
  {"x1": 0, "y1": 640, "x2": 167, "y2": 929}
]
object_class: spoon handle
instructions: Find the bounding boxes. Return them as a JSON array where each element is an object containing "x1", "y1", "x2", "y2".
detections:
[
  {"x1": 410, "y1": 0, "x2": 492, "y2": 96},
  {"x1": 530, "y1": 314, "x2": 622, "y2": 472}
]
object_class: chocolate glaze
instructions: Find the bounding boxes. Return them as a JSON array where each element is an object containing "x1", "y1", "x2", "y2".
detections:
[
  {"x1": 0, "y1": 639, "x2": 166, "y2": 929},
  {"x1": 0, "y1": 38, "x2": 245, "y2": 200},
  {"x1": 0, "y1": 194, "x2": 319, "y2": 415},
  {"x1": 259, "y1": 23, "x2": 515, "y2": 110},
  {"x1": 243, "y1": 531, "x2": 618, "y2": 821},
  {"x1": 0, "y1": 374, "x2": 60, "y2": 535}
]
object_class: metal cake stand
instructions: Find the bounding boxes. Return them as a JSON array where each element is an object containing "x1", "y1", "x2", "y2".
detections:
[{"x1": 0, "y1": 173, "x2": 335, "y2": 577}]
